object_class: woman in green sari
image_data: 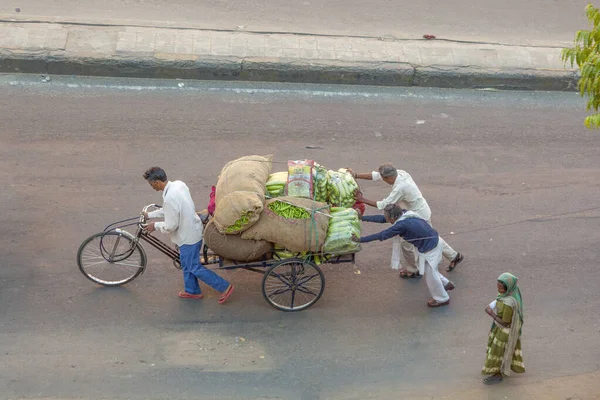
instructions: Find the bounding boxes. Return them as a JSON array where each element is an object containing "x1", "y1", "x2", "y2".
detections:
[{"x1": 482, "y1": 272, "x2": 525, "y2": 384}]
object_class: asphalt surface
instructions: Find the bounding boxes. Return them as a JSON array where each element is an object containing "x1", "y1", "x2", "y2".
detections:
[
  {"x1": 1, "y1": 75, "x2": 600, "y2": 400},
  {"x1": 1, "y1": 0, "x2": 588, "y2": 45}
]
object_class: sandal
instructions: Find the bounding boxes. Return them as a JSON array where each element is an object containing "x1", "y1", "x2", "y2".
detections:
[
  {"x1": 399, "y1": 270, "x2": 422, "y2": 279},
  {"x1": 446, "y1": 253, "x2": 464, "y2": 272},
  {"x1": 178, "y1": 291, "x2": 204, "y2": 299},
  {"x1": 483, "y1": 374, "x2": 503, "y2": 385},
  {"x1": 218, "y1": 284, "x2": 235, "y2": 304},
  {"x1": 427, "y1": 299, "x2": 450, "y2": 307}
]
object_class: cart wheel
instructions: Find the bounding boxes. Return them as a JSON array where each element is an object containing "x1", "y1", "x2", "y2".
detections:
[
  {"x1": 261, "y1": 258, "x2": 325, "y2": 312},
  {"x1": 77, "y1": 231, "x2": 147, "y2": 286}
]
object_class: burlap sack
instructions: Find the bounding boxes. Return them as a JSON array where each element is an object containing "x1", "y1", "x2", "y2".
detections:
[
  {"x1": 241, "y1": 197, "x2": 330, "y2": 252},
  {"x1": 203, "y1": 220, "x2": 273, "y2": 262},
  {"x1": 213, "y1": 154, "x2": 273, "y2": 234}
]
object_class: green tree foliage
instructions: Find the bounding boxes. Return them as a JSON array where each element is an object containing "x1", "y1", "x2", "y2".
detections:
[{"x1": 562, "y1": 4, "x2": 600, "y2": 128}]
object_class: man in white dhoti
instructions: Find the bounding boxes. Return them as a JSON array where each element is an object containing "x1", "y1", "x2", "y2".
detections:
[
  {"x1": 353, "y1": 204, "x2": 453, "y2": 307},
  {"x1": 349, "y1": 163, "x2": 464, "y2": 278}
]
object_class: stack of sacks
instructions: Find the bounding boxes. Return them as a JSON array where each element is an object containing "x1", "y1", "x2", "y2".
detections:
[
  {"x1": 206, "y1": 156, "x2": 362, "y2": 263},
  {"x1": 205, "y1": 155, "x2": 273, "y2": 262}
]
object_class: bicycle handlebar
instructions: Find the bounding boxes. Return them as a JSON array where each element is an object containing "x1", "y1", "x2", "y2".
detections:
[
  {"x1": 100, "y1": 204, "x2": 164, "y2": 232},
  {"x1": 140, "y1": 204, "x2": 162, "y2": 225},
  {"x1": 142, "y1": 204, "x2": 162, "y2": 213}
]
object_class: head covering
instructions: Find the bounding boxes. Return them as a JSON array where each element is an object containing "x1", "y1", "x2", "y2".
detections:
[{"x1": 497, "y1": 272, "x2": 523, "y2": 323}]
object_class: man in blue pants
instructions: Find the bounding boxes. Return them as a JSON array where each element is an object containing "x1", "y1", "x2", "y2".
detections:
[{"x1": 142, "y1": 167, "x2": 234, "y2": 303}]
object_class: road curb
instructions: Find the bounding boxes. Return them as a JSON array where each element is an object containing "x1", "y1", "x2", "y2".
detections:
[
  {"x1": 413, "y1": 66, "x2": 579, "y2": 91},
  {"x1": 0, "y1": 51, "x2": 580, "y2": 91}
]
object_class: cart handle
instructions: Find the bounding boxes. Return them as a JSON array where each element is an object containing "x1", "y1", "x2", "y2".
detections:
[{"x1": 140, "y1": 204, "x2": 162, "y2": 224}]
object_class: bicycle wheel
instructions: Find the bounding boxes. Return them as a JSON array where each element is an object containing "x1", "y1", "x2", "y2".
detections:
[
  {"x1": 77, "y1": 231, "x2": 147, "y2": 286},
  {"x1": 261, "y1": 258, "x2": 325, "y2": 312}
]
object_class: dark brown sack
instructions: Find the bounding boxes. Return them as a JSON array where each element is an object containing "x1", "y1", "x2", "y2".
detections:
[{"x1": 204, "y1": 220, "x2": 273, "y2": 262}]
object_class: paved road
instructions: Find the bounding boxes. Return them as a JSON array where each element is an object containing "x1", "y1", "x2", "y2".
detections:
[
  {"x1": 1, "y1": 0, "x2": 588, "y2": 45},
  {"x1": 1, "y1": 75, "x2": 600, "y2": 400}
]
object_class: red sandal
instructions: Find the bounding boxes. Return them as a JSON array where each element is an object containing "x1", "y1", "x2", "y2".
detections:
[{"x1": 218, "y1": 285, "x2": 235, "y2": 304}]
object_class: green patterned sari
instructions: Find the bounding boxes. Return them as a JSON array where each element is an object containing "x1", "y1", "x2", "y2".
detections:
[{"x1": 482, "y1": 272, "x2": 525, "y2": 376}]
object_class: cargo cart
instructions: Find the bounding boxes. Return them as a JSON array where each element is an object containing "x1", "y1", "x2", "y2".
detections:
[{"x1": 77, "y1": 204, "x2": 356, "y2": 311}]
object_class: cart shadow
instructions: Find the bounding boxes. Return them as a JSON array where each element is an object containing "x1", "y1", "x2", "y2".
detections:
[{"x1": 82, "y1": 284, "x2": 141, "y2": 302}]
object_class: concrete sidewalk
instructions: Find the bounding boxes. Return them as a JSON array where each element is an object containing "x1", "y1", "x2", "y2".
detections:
[{"x1": 0, "y1": 19, "x2": 579, "y2": 90}]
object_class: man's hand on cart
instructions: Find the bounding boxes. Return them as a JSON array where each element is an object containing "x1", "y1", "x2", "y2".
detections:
[
  {"x1": 354, "y1": 188, "x2": 366, "y2": 203},
  {"x1": 351, "y1": 233, "x2": 360, "y2": 243},
  {"x1": 346, "y1": 167, "x2": 358, "y2": 179}
]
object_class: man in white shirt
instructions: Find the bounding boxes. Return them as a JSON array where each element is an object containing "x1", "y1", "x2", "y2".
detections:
[
  {"x1": 349, "y1": 163, "x2": 463, "y2": 278},
  {"x1": 142, "y1": 167, "x2": 234, "y2": 303}
]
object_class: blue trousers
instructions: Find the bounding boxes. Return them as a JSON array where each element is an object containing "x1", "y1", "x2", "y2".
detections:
[{"x1": 179, "y1": 241, "x2": 230, "y2": 295}]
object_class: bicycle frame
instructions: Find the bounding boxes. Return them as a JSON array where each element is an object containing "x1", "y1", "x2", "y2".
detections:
[
  {"x1": 140, "y1": 230, "x2": 180, "y2": 261},
  {"x1": 102, "y1": 204, "x2": 180, "y2": 264}
]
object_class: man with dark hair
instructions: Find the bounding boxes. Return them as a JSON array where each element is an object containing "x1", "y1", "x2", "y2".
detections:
[
  {"x1": 142, "y1": 167, "x2": 234, "y2": 304},
  {"x1": 353, "y1": 204, "x2": 453, "y2": 307},
  {"x1": 348, "y1": 163, "x2": 463, "y2": 277}
]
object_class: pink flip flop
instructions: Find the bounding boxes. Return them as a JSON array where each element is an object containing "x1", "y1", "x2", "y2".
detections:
[
  {"x1": 178, "y1": 291, "x2": 204, "y2": 299},
  {"x1": 218, "y1": 285, "x2": 234, "y2": 304}
]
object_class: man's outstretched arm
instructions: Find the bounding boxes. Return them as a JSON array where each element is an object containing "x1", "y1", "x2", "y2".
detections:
[
  {"x1": 346, "y1": 168, "x2": 374, "y2": 180},
  {"x1": 359, "y1": 222, "x2": 405, "y2": 243},
  {"x1": 360, "y1": 214, "x2": 387, "y2": 223}
]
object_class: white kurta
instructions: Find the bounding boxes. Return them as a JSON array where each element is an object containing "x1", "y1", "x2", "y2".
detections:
[
  {"x1": 372, "y1": 170, "x2": 431, "y2": 220},
  {"x1": 147, "y1": 180, "x2": 203, "y2": 246}
]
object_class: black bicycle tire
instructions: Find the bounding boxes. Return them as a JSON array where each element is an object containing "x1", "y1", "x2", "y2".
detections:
[{"x1": 77, "y1": 231, "x2": 146, "y2": 286}]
